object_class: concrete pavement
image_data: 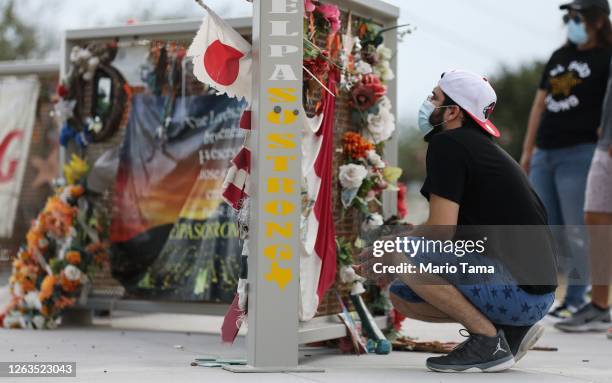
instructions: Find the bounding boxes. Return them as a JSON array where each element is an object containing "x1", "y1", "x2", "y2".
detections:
[{"x1": 1, "y1": 311, "x2": 610, "y2": 383}]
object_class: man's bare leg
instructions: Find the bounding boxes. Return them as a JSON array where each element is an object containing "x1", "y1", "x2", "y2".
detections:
[
  {"x1": 389, "y1": 293, "x2": 454, "y2": 323},
  {"x1": 395, "y1": 274, "x2": 497, "y2": 337},
  {"x1": 585, "y1": 212, "x2": 612, "y2": 308}
]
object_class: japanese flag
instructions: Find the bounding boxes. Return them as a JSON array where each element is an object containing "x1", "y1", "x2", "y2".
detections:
[{"x1": 187, "y1": 5, "x2": 252, "y2": 104}]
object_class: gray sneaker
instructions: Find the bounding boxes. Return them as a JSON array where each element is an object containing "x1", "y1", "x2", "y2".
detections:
[
  {"x1": 426, "y1": 330, "x2": 515, "y2": 373},
  {"x1": 554, "y1": 303, "x2": 611, "y2": 333}
]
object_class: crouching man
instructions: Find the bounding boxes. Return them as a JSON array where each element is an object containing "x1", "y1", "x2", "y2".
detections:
[{"x1": 359, "y1": 70, "x2": 558, "y2": 372}]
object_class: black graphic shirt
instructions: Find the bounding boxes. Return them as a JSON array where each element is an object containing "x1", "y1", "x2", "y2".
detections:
[{"x1": 537, "y1": 44, "x2": 611, "y2": 149}]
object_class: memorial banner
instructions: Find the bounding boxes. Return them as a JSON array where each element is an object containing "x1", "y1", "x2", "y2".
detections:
[
  {"x1": 110, "y1": 92, "x2": 245, "y2": 301},
  {"x1": 0, "y1": 76, "x2": 40, "y2": 238}
]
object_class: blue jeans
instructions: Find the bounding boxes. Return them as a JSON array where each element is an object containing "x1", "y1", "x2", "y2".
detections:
[{"x1": 530, "y1": 143, "x2": 596, "y2": 308}]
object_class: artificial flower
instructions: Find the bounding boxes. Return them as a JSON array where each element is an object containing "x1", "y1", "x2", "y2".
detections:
[
  {"x1": 339, "y1": 164, "x2": 368, "y2": 189},
  {"x1": 55, "y1": 83, "x2": 69, "y2": 98},
  {"x1": 354, "y1": 61, "x2": 373, "y2": 75},
  {"x1": 39, "y1": 275, "x2": 57, "y2": 301},
  {"x1": 24, "y1": 291, "x2": 42, "y2": 310},
  {"x1": 65, "y1": 251, "x2": 81, "y2": 265},
  {"x1": 366, "y1": 150, "x2": 385, "y2": 169},
  {"x1": 374, "y1": 60, "x2": 395, "y2": 82},
  {"x1": 366, "y1": 105, "x2": 395, "y2": 143},
  {"x1": 350, "y1": 74, "x2": 386, "y2": 111},
  {"x1": 339, "y1": 265, "x2": 366, "y2": 296},
  {"x1": 383, "y1": 166, "x2": 403, "y2": 183},
  {"x1": 376, "y1": 44, "x2": 393, "y2": 61},
  {"x1": 12, "y1": 282, "x2": 23, "y2": 297},
  {"x1": 305, "y1": 0, "x2": 316, "y2": 12},
  {"x1": 343, "y1": 132, "x2": 374, "y2": 159},
  {"x1": 63, "y1": 265, "x2": 81, "y2": 282},
  {"x1": 63, "y1": 154, "x2": 89, "y2": 185},
  {"x1": 3, "y1": 312, "x2": 25, "y2": 329},
  {"x1": 303, "y1": 53, "x2": 331, "y2": 82},
  {"x1": 378, "y1": 95, "x2": 392, "y2": 111},
  {"x1": 316, "y1": 4, "x2": 341, "y2": 33}
]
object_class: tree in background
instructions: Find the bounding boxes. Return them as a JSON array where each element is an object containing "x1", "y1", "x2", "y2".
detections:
[
  {"x1": 0, "y1": 0, "x2": 39, "y2": 60},
  {"x1": 489, "y1": 61, "x2": 545, "y2": 160}
]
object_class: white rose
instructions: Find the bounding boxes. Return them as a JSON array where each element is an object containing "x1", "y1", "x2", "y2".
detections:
[
  {"x1": 339, "y1": 164, "x2": 368, "y2": 189},
  {"x1": 24, "y1": 291, "x2": 42, "y2": 310},
  {"x1": 377, "y1": 96, "x2": 392, "y2": 111},
  {"x1": 366, "y1": 150, "x2": 386, "y2": 169},
  {"x1": 375, "y1": 61, "x2": 395, "y2": 82},
  {"x1": 376, "y1": 44, "x2": 393, "y2": 61},
  {"x1": 354, "y1": 60, "x2": 373, "y2": 75},
  {"x1": 367, "y1": 107, "x2": 396, "y2": 144},
  {"x1": 64, "y1": 265, "x2": 81, "y2": 281}
]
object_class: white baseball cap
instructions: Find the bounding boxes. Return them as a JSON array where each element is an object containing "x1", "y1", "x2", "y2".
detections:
[{"x1": 438, "y1": 69, "x2": 500, "y2": 138}]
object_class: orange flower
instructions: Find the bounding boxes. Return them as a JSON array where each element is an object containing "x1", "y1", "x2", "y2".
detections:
[
  {"x1": 39, "y1": 275, "x2": 57, "y2": 301},
  {"x1": 69, "y1": 185, "x2": 85, "y2": 198},
  {"x1": 65, "y1": 251, "x2": 81, "y2": 265},
  {"x1": 343, "y1": 132, "x2": 374, "y2": 159},
  {"x1": 54, "y1": 296, "x2": 76, "y2": 310},
  {"x1": 17, "y1": 250, "x2": 32, "y2": 261},
  {"x1": 20, "y1": 278, "x2": 36, "y2": 293},
  {"x1": 12, "y1": 259, "x2": 23, "y2": 271},
  {"x1": 60, "y1": 275, "x2": 80, "y2": 293},
  {"x1": 26, "y1": 229, "x2": 45, "y2": 254}
]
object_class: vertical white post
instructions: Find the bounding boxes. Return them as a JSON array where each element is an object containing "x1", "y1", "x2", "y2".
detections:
[{"x1": 225, "y1": 0, "x2": 311, "y2": 373}]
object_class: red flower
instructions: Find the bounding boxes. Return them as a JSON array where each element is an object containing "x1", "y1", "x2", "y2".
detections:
[
  {"x1": 56, "y1": 83, "x2": 68, "y2": 98},
  {"x1": 303, "y1": 53, "x2": 331, "y2": 81},
  {"x1": 350, "y1": 74, "x2": 386, "y2": 111}
]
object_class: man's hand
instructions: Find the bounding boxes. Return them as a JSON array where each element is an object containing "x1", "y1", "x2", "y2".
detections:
[{"x1": 354, "y1": 243, "x2": 401, "y2": 287}]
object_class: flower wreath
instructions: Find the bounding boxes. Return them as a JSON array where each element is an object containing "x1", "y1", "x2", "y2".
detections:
[{"x1": 57, "y1": 42, "x2": 128, "y2": 148}]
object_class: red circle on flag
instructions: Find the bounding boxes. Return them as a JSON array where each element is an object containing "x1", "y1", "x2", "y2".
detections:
[{"x1": 203, "y1": 40, "x2": 244, "y2": 86}]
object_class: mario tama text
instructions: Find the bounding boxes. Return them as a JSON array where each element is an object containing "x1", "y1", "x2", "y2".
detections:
[{"x1": 371, "y1": 236, "x2": 495, "y2": 275}]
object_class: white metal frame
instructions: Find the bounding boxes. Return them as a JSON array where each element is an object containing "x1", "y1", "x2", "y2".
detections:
[
  {"x1": 59, "y1": 0, "x2": 399, "y2": 372},
  {"x1": 0, "y1": 60, "x2": 58, "y2": 76}
]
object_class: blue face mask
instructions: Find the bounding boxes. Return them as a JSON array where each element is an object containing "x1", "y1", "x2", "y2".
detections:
[
  {"x1": 568, "y1": 19, "x2": 589, "y2": 45},
  {"x1": 417, "y1": 99, "x2": 452, "y2": 137}
]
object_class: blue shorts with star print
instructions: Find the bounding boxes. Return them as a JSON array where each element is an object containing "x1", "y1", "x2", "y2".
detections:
[{"x1": 389, "y1": 243, "x2": 555, "y2": 326}]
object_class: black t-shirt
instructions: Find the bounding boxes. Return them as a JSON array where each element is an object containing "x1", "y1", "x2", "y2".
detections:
[
  {"x1": 537, "y1": 44, "x2": 612, "y2": 149},
  {"x1": 421, "y1": 125, "x2": 558, "y2": 294}
]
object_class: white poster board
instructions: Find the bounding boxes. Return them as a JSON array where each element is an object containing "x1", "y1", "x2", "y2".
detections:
[{"x1": 0, "y1": 76, "x2": 40, "y2": 238}]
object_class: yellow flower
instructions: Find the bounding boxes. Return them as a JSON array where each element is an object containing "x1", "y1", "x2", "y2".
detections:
[
  {"x1": 383, "y1": 166, "x2": 402, "y2": 183},
  {"x1": 63, "y1": 154, "x2": 89, "y2": 185}
]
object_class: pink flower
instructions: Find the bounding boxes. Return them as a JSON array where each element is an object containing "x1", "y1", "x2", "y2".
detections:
[
  {"x1": 305, "y1": 0, "x2": 316, "y2": 12},
  {"x1": 317, "y1": 4, "x2": 341, "y2": 33}
]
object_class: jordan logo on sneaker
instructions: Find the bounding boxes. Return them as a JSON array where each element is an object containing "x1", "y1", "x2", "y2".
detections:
[{"x1": 492, "y1": 339, "x2": 507, "y2": 356}]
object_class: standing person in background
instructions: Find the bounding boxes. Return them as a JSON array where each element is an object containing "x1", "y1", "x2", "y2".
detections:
[
  {"x1": 555, "y1": 57, "x2": 612, "y2": 335},
  {"x1": 520, "y1": 0, "x2": 612, "y2": 320}
]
